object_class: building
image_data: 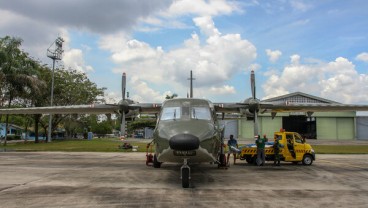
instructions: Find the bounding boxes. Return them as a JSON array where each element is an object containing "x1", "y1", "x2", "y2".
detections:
[
  {"x1": 0, "y1": 123, "x2": 24, "y2": 138},
  {"x1": 236, "y1": 92, "x2": 363, "y2": 140}
]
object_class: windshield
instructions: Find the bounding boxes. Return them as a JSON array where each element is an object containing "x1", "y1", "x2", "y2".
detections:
[
  {"x1": 160, "y1": 107, "x2": 181, "y2": 120},
  {"x1": 191, "y1": 107, "x2": 211, "y2": 120},
  {"x1": 160, "y1": 106, "x2": 211, "y2": 121}
]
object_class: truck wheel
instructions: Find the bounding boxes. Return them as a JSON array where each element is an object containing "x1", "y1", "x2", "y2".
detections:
[
  {"x1": 302, "y1": 154, "x2": 313, "y2": 165},
  {"x1": 252, "y1": 156, "x2": 257, "y2": 165},
  {"x1": 245, "y1": 157, "x2": 252, "y2": 164}
]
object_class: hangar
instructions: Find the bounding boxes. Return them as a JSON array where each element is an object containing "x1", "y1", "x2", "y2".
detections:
[{"x1": 234, "y1": 92, "x2": 366, "y2": 140}]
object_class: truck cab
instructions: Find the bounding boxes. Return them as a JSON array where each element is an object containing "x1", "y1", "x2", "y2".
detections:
[{"x1": 239, "y1": 131, "x2": 315, "y2": 165}]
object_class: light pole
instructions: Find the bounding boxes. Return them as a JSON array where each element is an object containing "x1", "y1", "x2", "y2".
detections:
[{"x1": 46, "y1": 36, "x2": 64, "y2": 142}]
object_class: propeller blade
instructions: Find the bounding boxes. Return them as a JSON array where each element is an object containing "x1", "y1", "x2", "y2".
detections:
[
  {"x1": 122, "y1": 72, "x2": 126, "y2": 100},
  {"x1": 120, "y1": 112, "x2": 126, "y2": 137},
  {"x1": 253, "y1": 111, "x2": 259, "y2": 136},
  {"x1": 250, "y1": 70, "x2": 256, "y2": 99}
]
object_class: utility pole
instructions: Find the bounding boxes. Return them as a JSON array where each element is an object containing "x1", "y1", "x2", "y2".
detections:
[
  {"x1": 187, "y1": 70, "x2": 195, "y2": 98},
  {"x1": 46, "y1": 36, "x2": 64, "y2": 142}
]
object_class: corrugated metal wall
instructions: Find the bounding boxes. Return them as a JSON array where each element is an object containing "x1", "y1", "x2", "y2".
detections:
[
  {"x1": 239, "y1": 115, "x2": 356, "y2": 140},
  {"x1": 219, "y1": 120, "x2": 238, "y2": 139},
  {"x1": 238, "y1": 117, "x2": 282, "y2": 139},
  {"x1": 316, "y1": 117, "x2": 354, "y2": 140},
  {"x1": 357, "y1": 117, "x2": 368, "y2": 140}
]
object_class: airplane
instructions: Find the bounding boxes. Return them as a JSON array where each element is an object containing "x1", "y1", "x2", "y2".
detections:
[{"x1": 2, "y1": 71, "x2": 368, "y2": 188}]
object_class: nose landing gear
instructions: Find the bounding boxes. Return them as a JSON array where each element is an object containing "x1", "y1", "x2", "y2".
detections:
[{"x1": 181, "y1": 158, "x2": 190, "y2": 188}]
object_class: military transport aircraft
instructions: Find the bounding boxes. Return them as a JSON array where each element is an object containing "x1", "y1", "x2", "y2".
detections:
[{"x1": 1, "y1": 71, "x2": 368, "y2": 188}]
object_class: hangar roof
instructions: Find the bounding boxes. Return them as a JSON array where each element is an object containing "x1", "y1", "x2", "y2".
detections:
[{"x1": 262, "y1": 92, "x2": 340, "y2": 104}]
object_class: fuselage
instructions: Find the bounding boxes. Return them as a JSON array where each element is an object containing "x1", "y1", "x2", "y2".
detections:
[{"x1": 153, "y1": 98, "x2": 222, "y2": 163}]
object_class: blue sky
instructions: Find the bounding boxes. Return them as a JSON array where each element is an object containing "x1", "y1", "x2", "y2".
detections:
[{"x1": 1, "y1": 0, "x2": 368, "y2": 104}]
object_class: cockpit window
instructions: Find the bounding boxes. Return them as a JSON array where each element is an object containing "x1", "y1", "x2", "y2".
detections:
[
  {"x1": 160, "y1": 107, "x2": 181, "y2": 120},
  {"x1": 160, "y1": 106, "x2": 212, "y2": 121},
  {"x1": 191, "y1": 107, "x2": 211, "y2": 120}
]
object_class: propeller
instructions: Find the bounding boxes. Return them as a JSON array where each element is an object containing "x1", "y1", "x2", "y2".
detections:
[
  {"x1": 120, "y1": 72, "x2": 127, "y2": 137},
  {"x1": 250, "y1": 70, "x2": 259, "y2": 137},
  {"x1": 122, "y1": 72, "x2": 126, "y2": 100}
]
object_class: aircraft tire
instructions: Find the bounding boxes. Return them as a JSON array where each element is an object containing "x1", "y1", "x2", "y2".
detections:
[
  {"x1": 302, "y1": 154, "x2": 313, "y2": 165},
  {"x1": 182, "y1": 168, "x2": 190, "y2": 188},
  {"x1": 153, "y1": 154, "x2": 162, "y2": 168}
]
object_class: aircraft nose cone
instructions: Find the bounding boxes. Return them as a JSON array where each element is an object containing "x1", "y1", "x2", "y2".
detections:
[{"x1": 169, "y1": 134, "x2": 200, "y2": 151}]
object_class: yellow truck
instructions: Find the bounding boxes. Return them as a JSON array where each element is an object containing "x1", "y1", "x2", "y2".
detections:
[{"x1": 239, "y1": 131, "x2": 315, "y2": 165}]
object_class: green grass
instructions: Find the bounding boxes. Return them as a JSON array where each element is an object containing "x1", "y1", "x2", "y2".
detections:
[
  {"x1": 3, "y1": 138, "x2": 153, "y2": 152},
  {"x1": 313, "y1": 145, "x2": 368, "y2": 154},
  {"x1": 3, "y1": 139, "x2": 368, "y2": 154}
]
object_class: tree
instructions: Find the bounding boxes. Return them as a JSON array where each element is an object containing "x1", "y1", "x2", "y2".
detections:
[
  {"x1": 37, "y1": 69, "x2": 106, "y2": 140},
  {"x1": 165, "y1": 93, "x2": 178, "y2": 99},
  {"x1": 0, "y1": 36, "x2": 45, "y2": 145},
  {"x1": 0, "y1": 36, "x2": 107, "y2": 143}
]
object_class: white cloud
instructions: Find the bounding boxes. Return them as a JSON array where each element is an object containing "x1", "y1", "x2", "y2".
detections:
[
  {"x1": 104, "y1": 91, "x2": 121, "y2": 104},
  {"x1": 210, "y1": 85, "x2": 236, "y2": 94},
  {"x1": 262, "y1": 55, "x2": 368, "y2": 103},
  {"x1": 356, "y1": 52, "x2": 368, "y2": 62},
  {"x1": 289, "y1": 0, "x2": 312, "y2": 12},
  {"x1": 193, "y1": 16, "x2": 221, "y2": 37},
  {"x1": 249, "y1": 63, "x2": 261, "y2": 71},
  {"x1": 63, "y1": 49, "x2": 94, "y2": 73},
  {"x1": 101, "y1": 16, "x2": 257, "y2": 102},
  {"x1": 135, "y1": 0, "x2": 242, "y2": 31},
  {"x1": 290, "y1": 54, "x2": 300, "y2": 65},
  {"x1": 163, "y1": 0, "x2": 240, "y2": 17},
  {"x1": 59, "y1": 30, "x2": 93, "y2": 73},
  {"x1": 265, "y1": 49, "x2": 282, "y2": 63},
  {"x1": 130, "y1": 76, "x2": 174, "y2": 102}
]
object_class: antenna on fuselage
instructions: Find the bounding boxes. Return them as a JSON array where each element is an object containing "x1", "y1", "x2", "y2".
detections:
[{"x1": 187, "y1": 70, "x2": 195, "y2": 98}]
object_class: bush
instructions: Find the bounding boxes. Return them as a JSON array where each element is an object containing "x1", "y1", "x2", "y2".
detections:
[{"x1": 6, "y1": 135, "x2": 21, "y2": 140}]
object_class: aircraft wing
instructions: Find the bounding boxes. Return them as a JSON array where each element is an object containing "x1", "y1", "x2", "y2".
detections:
[
  {"x1": 0, "y1": 104, "x2": 120, "y2": 115},
  {"x1": 131, "y1": 103, "x2": 161, "y2": 114},
  {"x1": 0, "y1": 103, "x2": 162, "y2": 115},
  {"x1": 214, "y1": 103, "x2": 245, "y2": 113}
]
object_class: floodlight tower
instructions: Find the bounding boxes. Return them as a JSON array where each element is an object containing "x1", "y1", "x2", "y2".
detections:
[{"x1": 47, "y1": 36, "x2": 64, "y2": 142}]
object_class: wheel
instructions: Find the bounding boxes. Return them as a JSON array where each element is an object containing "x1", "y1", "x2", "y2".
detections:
[
  {"x1": 153, "y1": 154, "x2": 162, "y2": 168},
  {"x1": 182, "y1": 168, "x2": 190, "y2": 188},
  {"x1": 302, "y1": 154, "x2": 313, "y2": 165},
  {"x1": 245, "y1": 156, "x2": 252, "y2": 164},
  {"x1": 252, "y1": 156, "x2": 257, "y2": 165}
]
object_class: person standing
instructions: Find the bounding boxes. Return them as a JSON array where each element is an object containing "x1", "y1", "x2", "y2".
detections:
[
  {"x1": 273, "y1": 135, "x2": 283, "y2": 166},
  {"x1": 227, "y1": 134, "x2": 238, "y2": 165},
  {"x1": 256, "y1": 134, "x2": 268, "y2": 166}
]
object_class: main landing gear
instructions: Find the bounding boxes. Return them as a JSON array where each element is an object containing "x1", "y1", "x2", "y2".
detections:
[
  {"x1": 181, "y1": 158, "x2": 190, "y2": 188},
  {"x1": 217, "y1": 135, "x2": 228, "y2": 169},
  {"x1": 217, "y1": 153, "x2": 228, "y2": 169}
]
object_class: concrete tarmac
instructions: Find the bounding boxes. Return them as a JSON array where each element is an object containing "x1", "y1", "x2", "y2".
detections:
[{"x1": 0, "y1": 152, "x2": 367, "y2": 207}]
